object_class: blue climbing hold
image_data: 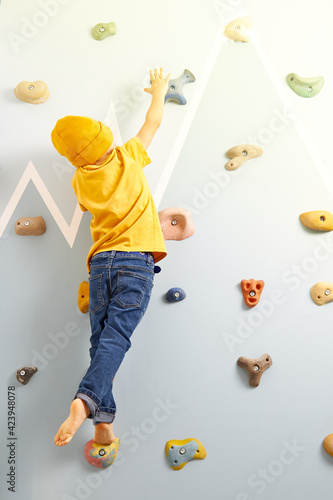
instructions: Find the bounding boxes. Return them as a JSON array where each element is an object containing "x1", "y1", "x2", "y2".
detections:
[
  {"x1": 165, "y1": 69, "x2": 196, "y2": 105},
  {"x1": 154, "y1": 266, "x2": 161, "y2": 274},
  {"x1": 166, "y1": 288, "x2": 186, "y2": 302}
]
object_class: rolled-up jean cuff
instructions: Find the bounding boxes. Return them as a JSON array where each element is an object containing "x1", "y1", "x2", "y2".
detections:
[
  {"x1": 75, "y1": 392, "x2": 98, "y2": 420},
  {"x1": 93, "y1": 411, "x2": 116, "y2": 425}
]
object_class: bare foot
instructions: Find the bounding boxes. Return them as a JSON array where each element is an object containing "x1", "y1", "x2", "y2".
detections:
[
  {"x1": 94, "y1": 423, "x2": 117, "y2": 445},
  {"x1": 54, "y1": 399, "x2": 90, "y2": 447}
]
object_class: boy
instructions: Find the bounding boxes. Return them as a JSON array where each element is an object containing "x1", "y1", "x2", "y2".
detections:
[{"x1": 51, "y1": 69, "x2": 169, "y2": 459}]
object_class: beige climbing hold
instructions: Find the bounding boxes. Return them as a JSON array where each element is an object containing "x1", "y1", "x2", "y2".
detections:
[
  {"x1": 237, "y1": 354, "x2": 272, "y2": 387},
  {"x1": 225, "y1": 145, "x2": 263, "y2": 171},
  {"x1": 14, "y1": 81, "x2": 50, "y2": 104},
  {"x1": 15, "y1": 216, "x2": 46, "y2": 236},
  {"x1": 310, "y1": 282, "x2": 333, "y2": 306},
  {"x1": 299, "y1": 211, "x2": 333, "y2": 231},
  {"x1": 224, "y1": 17, "x2": 253, "y2": 42},
  {"x1": 158, "y1": 207, "x2": 195, "y2": 241},
  {"x1": 78, "y1": 281, "x2": 89, "y2": 313}
]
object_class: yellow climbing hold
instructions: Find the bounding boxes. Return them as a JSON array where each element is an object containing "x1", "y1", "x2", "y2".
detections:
[
  {"x1": 299, "y1": 210, "x2": 333, "y2": 231},
  {"x1": 165, "y1": 438, "x2": 206, "y2": 471},
  {"x1": 310, "y1": 283, "x2": 333, "y2": 306},
  {"x1": 224, "y1": 17, "x2": 252, "y2": 42}
]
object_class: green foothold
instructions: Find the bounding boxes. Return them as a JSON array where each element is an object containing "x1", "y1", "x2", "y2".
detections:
[
  {"x1": 286, "y1": 73, "x2": 324, "y2": 98},
  {"x1": 91, "y1": 22, "x2": 117, "y2": 41}
]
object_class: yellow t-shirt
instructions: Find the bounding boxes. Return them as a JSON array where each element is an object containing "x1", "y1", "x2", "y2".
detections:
[{"x1": 72, "y1": 137, "x2": 167, "y2": 272}]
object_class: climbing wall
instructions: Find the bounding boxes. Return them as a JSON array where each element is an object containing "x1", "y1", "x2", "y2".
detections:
[{"x1": 1, "y1": 0, "x2": 333, "y2": 498}]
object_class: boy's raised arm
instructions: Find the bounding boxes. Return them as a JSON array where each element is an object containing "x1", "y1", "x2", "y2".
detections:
[{"x1": 136, "y1": 68, "x2": 170, "y2": 150}]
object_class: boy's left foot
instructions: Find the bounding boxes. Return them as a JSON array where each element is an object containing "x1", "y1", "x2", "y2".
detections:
[
  {"x1": 94, "y1": 422, "x2": 117, "y2": 444},
  {"x1": 54, "y1": 399, "x2": 90, "y2": 447}
]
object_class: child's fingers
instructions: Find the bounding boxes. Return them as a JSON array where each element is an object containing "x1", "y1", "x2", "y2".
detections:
[
  {"x1": 149, "y1": 69, "x2": 154, "y2": 82},
  {"x1": 165, "y1": 72, "x2": 171, "y2": 82}
]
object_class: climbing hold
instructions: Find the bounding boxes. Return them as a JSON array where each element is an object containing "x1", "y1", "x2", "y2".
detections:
[
  {"x1": 158, "y1": 207, "x2": 195, "y2": 240},
  {"x1": 78, "y1": 281, "x2": 89, "y2": 313},
  {"x1": 16, "y1": 366, "x2": 37, "y2": 385},
  {"x1": 165, "y1": 438, "x2": 206, "y2": 470},
  {"x1": 14, "y1": 81, "x2": 50, "y2": 104},
  {"x1": 154, "y1": 266, "x2": 162, "y2": 274},
  {"x1": 84, "y1": 438, "x2": 120, "y2": 468},
  {"x1": 224, "y1": 17, "x2": 253, "y2": 42},
  {"x1": 237, "y1": 354, "x2": 272, "y2": 387},
  {"x1": 15, "y1": 216, "x2": 46, "y2": 236},
  {"x1": 91, "y1": 22, "x2": 117, "y2": 41},
  {"x1": 165, "y1": 70, "x2": 196, "y2": 105},
  {"x1": 225, "y1": 145, "x2": 263, "y2": 171},
  {"x1": 166, "y1": 288, "x2": 186, "y2": 302},
  {"x1": 310, "y1": 282, "x2": 333, "y2": 306},
  {"x1": 299, "y1": 210, "x2": 333, "y2": 231},
  {"x1": 241, "y1": 279, "x2": 265, "y2": 308},
  {"x1": 323, "y1": 435, "x2": 333, "y2": 457},
  {"x1": 286, "y1": 73, "x2": 324, "y2": 98}
]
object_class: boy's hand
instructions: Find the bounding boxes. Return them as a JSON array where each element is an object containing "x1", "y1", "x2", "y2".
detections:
[{"x1": 144, "y1": 68, "x2": 170, "y2": 97}]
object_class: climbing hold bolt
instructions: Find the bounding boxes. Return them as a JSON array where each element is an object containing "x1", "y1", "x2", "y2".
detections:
[
  {"x1": 225, "y1": 145, "x2": 263, "y2": 171},
  {"x1": 16, "y1": 366, "x2": 37, "y2": 385},
  {"x1": 165, "y1": 438, "x2": 206, "y2": 470},
  {"x1": 15, "y1": 216, "x2": 46, "y2": 236},
  {"x1": 14, "y1": 81, "x2": 50, "y2": 104},
  {"x1": 84, "y1": 438, "x2": 120, "y2": 468},
  {"x1": 165, "y1": 69, "x2": 196, "y2": 105},
  {"x1": 166, "y1": 288, "x2": 186, "y2": 303},
  {"x1": 241, "y1": 279, "x2": 265, "y2": 308},
  {"x1": 237, "y1": 354, "x2": 272, "y2": 387},
  {"x1": 224, "y1": 17, "x2": 253, "y2": 42},
  {"x1": 78, "y1": 281, "x2": 89, "y2": 314},
  {"x1": 286, "y1": 73, "x2": 324, "y2": 98},
  {"x1": 299, "y1": 211, "x2": 333, "y2": 231},
  {"x1": 158, "y1": 207, "x2": 195, "y2": 240},
  {"x1": 91, "y1": 22, "x2": 117, "y2": 41},
  {"x1": 310, "y1": 283, "x2": 333, "y2": 306}
]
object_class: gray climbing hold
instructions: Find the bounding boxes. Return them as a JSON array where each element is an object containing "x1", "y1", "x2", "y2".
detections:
[
  {"x1": 16, "y1": 366, "x2": 37, "y2": 385},
  {"x1": 165, "y1": 69, "x2": 196, "y2": 105},
  {"x1": 166, "y1": 288, "x2": 186, "y2": 302}
]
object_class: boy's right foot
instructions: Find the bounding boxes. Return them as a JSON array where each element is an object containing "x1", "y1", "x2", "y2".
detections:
[{"x1": 54, "y1": 398, "x2": 90, "y2": 447}]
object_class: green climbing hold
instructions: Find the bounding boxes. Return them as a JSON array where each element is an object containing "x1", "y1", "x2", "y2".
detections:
[
  {"x1": 286, "y1": 73, "x2": 324, "y2": 98},
  {"x1": 91, "y1": 22, "x2": 117, "y2": 41}
]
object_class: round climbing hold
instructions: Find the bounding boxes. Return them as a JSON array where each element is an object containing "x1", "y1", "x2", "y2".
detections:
[
  {"x1": 158, "y1": 207, "x2": 195, "y2": 240},
  {"x1": 224, "y1": 17, "x2": 253, "y2": 42},
  {"x1": 154, "y1": 266, "x2": 161, "y2": 274},
  {"x1": 324, "y1": 434, "x2": 333, "y2": 457},
  {"x1": 91, "y1": 22, "x2": 117, "y2": 41},
  {"x1": 166, "y1": 288, "x2": 186, "y2": 303},
  {"x1": 14, "y1": 81, "x2": 50, "y2": 104},
  {"x1": 84, "y1": 438, "x2": 120, "y2": 468},
  {"x1": 286, "y1": 73, "x2": 324, "y2": 98}
]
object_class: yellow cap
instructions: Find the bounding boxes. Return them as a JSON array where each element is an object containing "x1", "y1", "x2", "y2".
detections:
[{"x1": 51, "y1": 116, "x2": 113, "y2": 168}]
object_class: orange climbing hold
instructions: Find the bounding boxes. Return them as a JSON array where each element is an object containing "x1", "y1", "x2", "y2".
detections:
[
  {"x1": 241, "y1": 279, "x2": 265, "y2": 307},
  {"x1": 78, "y1": 281, "x2": 89, "y2": 313}
]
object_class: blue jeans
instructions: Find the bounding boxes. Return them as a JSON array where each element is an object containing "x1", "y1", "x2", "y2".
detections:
[{"x1": 75, "y1": 251, "x2": 155, "y2": 425}]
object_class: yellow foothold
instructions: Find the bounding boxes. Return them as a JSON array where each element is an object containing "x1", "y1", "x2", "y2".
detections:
[
  {"x1": 14, "y1": 81, "x2": 50, "y2": 104},
  {"x1": 165, "y1": 438, "x2": 206, "y2": 470},
  {"x1": 299, "y1": 210, "x2": 333, "y2": 231},
  {"x1": 78, "y1": 281, "x2": 89, "y2": 313},
  {"x1": 225, "y1": 144, "x2": 263, "y2": 171},
  {"x1": 310, "y1": 282, "x2": 333, "y2": 306},
  {"x1": 224, "y1": 17, "x2": 253, "y2": 42}
]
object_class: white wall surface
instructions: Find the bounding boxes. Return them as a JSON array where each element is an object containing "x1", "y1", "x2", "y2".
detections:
[{"x1": 1, "y1": 1, "x2": 333, "y2": 499}]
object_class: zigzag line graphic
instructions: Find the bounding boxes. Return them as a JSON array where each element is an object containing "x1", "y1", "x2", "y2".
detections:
[{"x1": 0, "y1": 161, "x2": 83, "y2": 247}]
